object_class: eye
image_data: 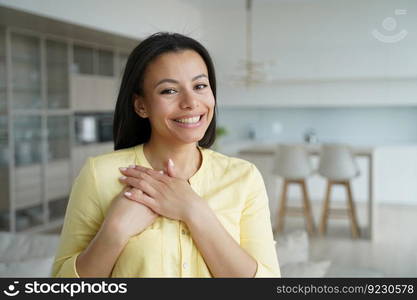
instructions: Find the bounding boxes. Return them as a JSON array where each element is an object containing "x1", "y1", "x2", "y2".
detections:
[
  {"x1": 160, "y1": 88, "x2": 177, "y2": 95},
  {"x1": 194, "y1": 83, "x2": 208, "y2": 90}
]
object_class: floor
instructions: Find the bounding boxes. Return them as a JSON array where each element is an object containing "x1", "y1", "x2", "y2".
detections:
[
  {"x1": 274, "y1": 201, "x2": 417, "y2": 277},
  {"x1": 47, "y1": 201, "x2": 417, "y2": 277}
]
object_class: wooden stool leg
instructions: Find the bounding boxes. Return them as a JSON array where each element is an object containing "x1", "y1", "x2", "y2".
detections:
[
  {"x1": 345, "y1": 181, "x2": 360, "y2": 238},
  {"x1": 276, "y1": 179, "x2": 288, "y2": 233},
  {"x1": 300, "y1": 179, "x2": 315, "y2": 235},
  {"x1": 319, "y1": 181, "x2": 332, "y2": 235}
]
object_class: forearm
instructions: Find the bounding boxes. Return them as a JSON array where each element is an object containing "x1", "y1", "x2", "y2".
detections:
[
  {"x1": 184, "y1": 201, "x2": 257, "y2": 278},
  {"x1": 75, "y1": 224, "x2": 128, "y2": 277}
]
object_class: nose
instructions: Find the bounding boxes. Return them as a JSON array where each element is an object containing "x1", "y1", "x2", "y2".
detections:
[{"x1": 180, "y1": 89, "x2": 198, "y2": 110}]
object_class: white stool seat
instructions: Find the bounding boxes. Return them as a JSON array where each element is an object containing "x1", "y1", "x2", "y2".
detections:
[
  {"x1": 318, "y1": 144, "x2": 360, "y2": 181},
  {"x1": 318, "y1": 144, "x2": 361, "y2": 238},
  {"x1": 273, "y1": 144, "x2": 314, "y2": 180},
  {"x1": 273, "y1": 144, "x2": 315, "y2": 235}
]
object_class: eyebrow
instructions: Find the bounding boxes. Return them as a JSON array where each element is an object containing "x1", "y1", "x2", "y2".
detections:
[{"x1": 154, "y1": 74, "x2": 208, "y2": 88}]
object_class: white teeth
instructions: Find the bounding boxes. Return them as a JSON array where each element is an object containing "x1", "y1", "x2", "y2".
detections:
[{"x1": 175, "y1": 115, "x2": 201, "y2": 124}]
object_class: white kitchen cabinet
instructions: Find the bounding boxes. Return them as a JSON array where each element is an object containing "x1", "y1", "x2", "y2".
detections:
[
  {"x1": 0, "y1": 167, "x2": 9, "y2": 211},
  {"x1": 11, "y1": 33, "x2": 42, "y2": 109},
  {"x1": 72, "y1": 142, "x2": 114, "y2": 180},
  {"x1": 14, "y1": 164, "x2": 42, "y2": 210},
  {"x1": 73, "y1": 45, "x2": 94, "y2": 75},
  {"x1": 46, "y1": 159, "x2": 71, "y2": 201},
  {"x1": 46, "y1": 39, "x2": 69, "y2": 109},
  {"x1": 98, "y1": 49, "x2": 114, "y2": 77},
  {"x1": 95, "y1": 76, "x2": 118, "y2": 111},
  {"x1": 0, "y1": 7, "x2": 138, "y2": 232},
  {"x1": 70, "y1": 75, "x2": 118, "y2": 111},
  {"x1": 70, "y1": 74, "x2": 96, "y2": 111}
]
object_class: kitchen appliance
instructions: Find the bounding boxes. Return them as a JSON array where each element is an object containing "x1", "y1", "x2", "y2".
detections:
[
  {"x1": 97, "y1": 113, "x2": 113, "y2": 143},
  {"x1": 75, "y1": 114, "x2": 98, "y2": 144}
]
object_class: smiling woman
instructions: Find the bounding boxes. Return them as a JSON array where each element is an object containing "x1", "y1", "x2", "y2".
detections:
[
  {"x1": 131, "y1": 49, "x2": 215, "y2": 178},
  {"x1": 51, "y1": 32, "x2": 280, "y2": 278}
]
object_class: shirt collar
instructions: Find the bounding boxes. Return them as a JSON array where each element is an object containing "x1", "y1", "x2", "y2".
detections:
[{"x1": 134, "y1": 143, "x2": 207, "y2": 186}]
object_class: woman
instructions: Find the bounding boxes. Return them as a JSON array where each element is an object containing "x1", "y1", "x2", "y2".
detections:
[{"x1": 52, "y1": 32, "x2": 280, "y2": 278}]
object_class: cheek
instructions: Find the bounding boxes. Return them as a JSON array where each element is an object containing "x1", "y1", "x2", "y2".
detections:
[
  {"x1": 147, "y1": 103, "x2": 172, "y2": 129},
  {"x1": 203, "y1": 93, "x2": 215, "y2": 111},
  {"x1": 149, "y1": 99, "x2": 171, "y2": 118},
  {"x1": 207, "y1": 97, "x2": 215, "y2": 118}
]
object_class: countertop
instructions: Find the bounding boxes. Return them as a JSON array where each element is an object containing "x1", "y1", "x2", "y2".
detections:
[
  {"x1": 216, "y1": 139, "x2": 375, "y2": 157},
  {"x1": 216, "y1": 139, "x2": 416, "y2": 157}
]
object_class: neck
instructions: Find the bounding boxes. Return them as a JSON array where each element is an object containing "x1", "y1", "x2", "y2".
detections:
[{"x1": 143, "y1": 137, "x2": 202, "y2": 181}]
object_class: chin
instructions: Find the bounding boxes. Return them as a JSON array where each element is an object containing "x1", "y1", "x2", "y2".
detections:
[{"x1": 176, "y1": 133, "x2": 205, "y2": 145}]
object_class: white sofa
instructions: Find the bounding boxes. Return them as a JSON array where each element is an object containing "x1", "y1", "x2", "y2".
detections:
[
  {"x1": 0, "y1": 232, "x2": 59, "y2": 277},
  {"x1": 0, "y1": 230, "x2": 330, "y2": 277},
  {"x1": 276, "y1": 230, "x2": 330, "y2": 277}
]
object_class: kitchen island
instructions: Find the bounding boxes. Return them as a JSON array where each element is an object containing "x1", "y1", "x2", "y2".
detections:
[
  {"x1": 216, "y1": 140, "x2": 417, "y2": 240},
  {"x1": 235, "y1": 143, "x2": 374, "y2": 239}
]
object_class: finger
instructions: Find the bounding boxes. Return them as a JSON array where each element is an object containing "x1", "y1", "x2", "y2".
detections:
[
  {"x1": 119, "y1": 175, "x2": 158, "y2": 197},
  {"x1": 119, "y1": 165, "x2": 152, "y2": 175},
  {"x1": 133, "y1": 165, "x2": 171, "y2": 184},
  {"x1": 133, "y1": 165, "x2": 165, "y2": 176},
  {"x1": 166, "y1": 158, "x2": 176, "y2": 178},
  {"x1": 124, "y1": 189, "x2": 158, "y2": 210},
  {"x1": 123, "y1": 188, "x2": 143, "y2": 203},
  {"x1": 131, "y1": 164, "x2": 154, "y2": 172},
  {"x1": 119, "y1": 166, "x2": 163, "y2": 187}
]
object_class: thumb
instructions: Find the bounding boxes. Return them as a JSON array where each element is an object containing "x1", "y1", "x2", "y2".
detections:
[{"x1": 166, "y1": 158, "x2": 176, "y2": 177}]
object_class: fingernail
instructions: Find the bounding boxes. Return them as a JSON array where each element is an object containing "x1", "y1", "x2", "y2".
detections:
[
  {"x1": 124, "y1": 191, "x2": 132, "y2": 196},
  {"x1": 168, "y1": 159, "x2": 174, "y2": 167},
  {"x1": 119, "y1": 176, "x2": 127, "y2": 180},
  {"x1": 119, "y1": 167, "x2": 127, "y2": 171},
  {"x1": 128, "y1": 165, "x2": 135, "y2": 169},
  {"x1": 159, "y1": 170, "x2": 164, "y2": 174}
]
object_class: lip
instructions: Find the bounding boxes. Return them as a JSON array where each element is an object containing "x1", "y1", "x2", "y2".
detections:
[{"x1": 172, "y1": 114, "x2": 205, "y2": 129}]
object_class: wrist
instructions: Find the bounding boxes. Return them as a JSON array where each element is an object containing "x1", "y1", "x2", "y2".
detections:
[
  {"x1": 99, "y1": 222, "x2": 130, "y2": 247},
  {"x1": 183, "y1": 197, "x2": 210, "y2": 225}
]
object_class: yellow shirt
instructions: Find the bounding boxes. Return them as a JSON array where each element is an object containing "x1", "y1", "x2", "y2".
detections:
[{"x1": 52, "y1": 144, "x2": 280, "y2": 277}]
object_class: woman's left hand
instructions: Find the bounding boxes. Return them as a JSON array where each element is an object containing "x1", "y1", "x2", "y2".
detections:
[{"x1": 118, "y1": 160, "x2": 204, "y2": 222}]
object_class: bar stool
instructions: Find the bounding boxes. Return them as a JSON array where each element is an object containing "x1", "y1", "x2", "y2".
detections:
[
  {"x1": 318, "y1": 144, "x2": 361, "y2": 238},
  {"x1": 273, "y1": 144, "x2": 315, "y2": 235}
]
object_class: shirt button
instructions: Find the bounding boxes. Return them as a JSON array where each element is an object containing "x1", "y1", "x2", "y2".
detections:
[
  {"x1": 181, "y1": 229, "x2": 187, "y2": 235},
  {"x1": 183, "y1": 262, "x2": 189, "y2": 270}
]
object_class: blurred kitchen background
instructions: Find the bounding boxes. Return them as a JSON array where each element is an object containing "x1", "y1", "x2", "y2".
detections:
[{"x1": 0, "y1": 0, "x2": 416, "y2": 277}]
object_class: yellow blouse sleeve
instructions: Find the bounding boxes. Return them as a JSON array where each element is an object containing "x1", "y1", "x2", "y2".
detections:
[
  {"x1": 51, "y1": 157, "x2": 104, "y2": 277},
  {"x1": 240, "y1": 163, "x2": 281, "y2": 278}
]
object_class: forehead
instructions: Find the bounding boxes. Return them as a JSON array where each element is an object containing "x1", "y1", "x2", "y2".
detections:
[{"x1": 144, "y1": 50, "x2": 208, "y2": 81}]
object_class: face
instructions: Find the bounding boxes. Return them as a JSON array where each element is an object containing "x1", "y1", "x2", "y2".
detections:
[{"x1": 134, "y1": 50, "x2": 215, "y2": 146}]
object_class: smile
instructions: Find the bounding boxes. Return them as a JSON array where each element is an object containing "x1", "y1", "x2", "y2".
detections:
[{"x1": 172, "y1": 114, "x2": 204, "y2": 128}]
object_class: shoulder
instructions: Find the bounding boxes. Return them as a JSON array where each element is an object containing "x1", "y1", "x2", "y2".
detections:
[
  {"x1": 82, "y1": 146, "x2": 137, "y2": 183},
  {"x1": 92, "y1": 145, "x2": 136, "y2": 161},
  {"x1": 205, "y1": 149, "x2": 266, "y2": 204},
  {"x1": 204, "y1": 148, "x2": 259, "y2": 179}
]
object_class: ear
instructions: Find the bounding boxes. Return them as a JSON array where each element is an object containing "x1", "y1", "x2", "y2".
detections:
[{"x1": 133, "y1": 94, "x2": 148, "y2": 118}]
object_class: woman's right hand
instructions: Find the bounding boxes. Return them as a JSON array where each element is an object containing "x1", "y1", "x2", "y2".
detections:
[{"x1": 100, "y1": 186, "x2": 158, "y2": 243}]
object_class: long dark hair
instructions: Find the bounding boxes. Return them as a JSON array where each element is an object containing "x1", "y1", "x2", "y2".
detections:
[{"x1": 113, "y1": 32, "x2": 217, "y2": 150}]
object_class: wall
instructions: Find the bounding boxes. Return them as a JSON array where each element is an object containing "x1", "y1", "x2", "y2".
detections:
[
  {"x1": 0, "y1": 0, "x2": 203, "y2": 40},
  {"x1": 3, "y1": 0, "x2": 416, "y2": 107},
  {"x1": 195, "y1": 0, "x2": 246, "y2": 86},
  {"x1": 199, "y1": 0, "x2": 417, "y2": 106},
  {"x1": 217, "y1": 106, "x2": 417, "y2": 145},
  {"x1": 216, "y1": 106, "x2": 417, "y2": 206}
]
